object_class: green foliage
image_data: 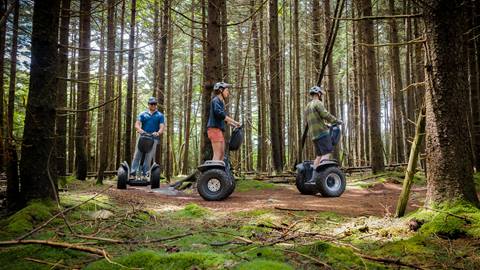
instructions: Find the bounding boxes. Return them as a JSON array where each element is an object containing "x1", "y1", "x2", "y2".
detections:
[
  {"x1": 235, "y1": 259, "x2": 294, "y2": 270},
  {"x1": 474, "y1": 172, "x2": 480, "y2": 190},
  {"x1": 409, "y1": 200, "x2": 480, "y2": 238},
  {"x1": 3, "y1": 200, "x2": 55, "y2": 235},
  {"x1": 236, "y1": 179, "x2": 277, "y2": 192},
  {"x1": 85, "y1": 250, "x2": 229, "y2": 270},
  {"x1": 234, "y1": 209, "x2": 270, "y2": 218},
  {"x1": 172, "y1": 203, "x2": 210, "y2": 219}
]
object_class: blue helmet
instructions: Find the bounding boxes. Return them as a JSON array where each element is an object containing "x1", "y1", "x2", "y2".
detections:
[
  {"x1": 214, "y1": 82, "x2": 231, "y2": 91},
  {"x1": 148, "y1": 97, "x2": 157, "y2": 104},
  {"x1": 309, "y1": 86, "x2": 326, "y2": 96}
]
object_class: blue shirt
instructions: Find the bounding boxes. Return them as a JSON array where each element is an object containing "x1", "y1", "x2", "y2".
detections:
[
  {"x1": 207, "y1": 96, "x2": 226, "y2": 131},
  {"x1": 137, "y1": 110, "x2": 164, "y2": 134}
]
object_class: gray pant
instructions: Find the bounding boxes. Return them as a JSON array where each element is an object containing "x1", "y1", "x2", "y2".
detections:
[{"x1": 130, "y1": 136, "x2": 158, "y2": 176}]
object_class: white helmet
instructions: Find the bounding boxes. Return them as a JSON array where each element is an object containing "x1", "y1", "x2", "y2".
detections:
[
  {"x1": 214, "y1": 82, "x2": 231, "y2": 91},
  {"x1": 309, "y1": 85, "x2": 326, "y2": 96}
]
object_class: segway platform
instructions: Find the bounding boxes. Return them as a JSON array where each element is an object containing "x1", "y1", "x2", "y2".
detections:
[{"x1": 295, "y1": 160, "x2": 346, "y2": 197}]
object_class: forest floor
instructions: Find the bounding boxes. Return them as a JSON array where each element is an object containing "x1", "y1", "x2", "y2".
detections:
[{"x1": 1, "y1": 171, "x2": 480, "y2": 269}]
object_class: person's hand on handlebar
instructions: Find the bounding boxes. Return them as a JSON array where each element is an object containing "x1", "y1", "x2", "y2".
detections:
[
  {"x1": 152, "y1": 131, "x2": 160, "y2": 137},
  {"x1": 335, "y1": 120, "x2": 343, "y2": 125}
]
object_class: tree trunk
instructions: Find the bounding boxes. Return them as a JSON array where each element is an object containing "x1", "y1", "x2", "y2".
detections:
[
  {"x1": 6, "y1": 0, "x2": 18, "y2": 140},
  {"x1": 97, "y1": 0, "x2": 116, "y2": 184},
  {"x1": 67, "y1": 27, "x2": 77, "y2": 174},
  {"x1": 388, "y1": 0, "x2": 406, "y2": 163},
  {"x1": 166, "y1": 17, "x2": 173, "y2": 182},
  {"x1": 201, "y1": 0, "x2": 222, "y2": 162},
  {"x1": 95, "y1": 6, "x2": 106, "y2": 173},
  {"x1": 75, "y1": 0, "x2": 91, "y2": 181},
  {"x1": 423, "y1": 0, "x2": 479, "y2": 206},
  {"x1": 124, "y1": 0, "x2": 136, "y2": 163},
  {"x1": 0, "y1": 0, "x2": 6, "y2": 170},
  {"x1": 269, "y1": 0, "x2": 283, "y2": 173},
  {"x1": 156, "y1": 0, "x2": 169, "y2": 167},
  {"x1": 356, "y1": 0, "x2": 384, "y2": 172},
  {"x1": 19, "y1": 0, "x2": 61, "y2": 204},
  {"x1": 182, "y1": 0, "x2": 195, "y2": 175},
  {"x1": 55, "y1": 0, "x2": 71, "y2": 178},
  {"x1": 115, "y1": 0, "x2": 125, "y2": 168}
]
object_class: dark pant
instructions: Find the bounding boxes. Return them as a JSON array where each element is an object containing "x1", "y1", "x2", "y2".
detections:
[{"x1": 313, "y1": 135, "x2": 333, "y2": 156}]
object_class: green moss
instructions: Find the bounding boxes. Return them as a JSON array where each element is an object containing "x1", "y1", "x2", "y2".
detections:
[
  {"x1": 408, "y1": 200, "x2": 480, "y2": 238},
  {"x1": 235, "y1": 209, "x2": 270, "y2": 218},
  {"x1": 474, "y1": 172, "x2": 480, "y2": 189},
  {"x1": 235, "y1": 259, "x2": 294, "y2": 270},
  {"x1": 58, "y1": 175, "x2": 77, "y2": 188},
  {"x1": 5, "y1": 200, "x2": 55, "y2": 235},
  {"x1": 317, "y1": 211, "x2": 344, "y2": 222},
  {"x1": 172, "y1": 203, "x2": 210, "y2": 219},
  {"x1": 0, "y1": 244, "x2": 87, "y2": 270},
  {"x1": 85, "y1": 250, "x2": 229, "y2": 270},
  {"x1": 296, "y1": 241, "x2": 373, "y2": 269},
  {"x1": 236, "y1": 180, "x2": 277, "y2": 192},
  {"x1": 60, "y1": 194, "x2": 112, "y2": 211}
]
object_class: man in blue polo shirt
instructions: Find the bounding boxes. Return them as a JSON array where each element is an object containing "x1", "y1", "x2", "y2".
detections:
[{"x1": 130, "y1": 97, "x2": 165, "y2": 178}]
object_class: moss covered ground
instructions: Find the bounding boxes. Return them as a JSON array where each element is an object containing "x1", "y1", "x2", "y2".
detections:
[{"x1": 1, "y1": 176, "x2": 480, "y2": 269}]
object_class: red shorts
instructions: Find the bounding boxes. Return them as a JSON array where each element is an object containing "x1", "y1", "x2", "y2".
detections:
[{"x1": 207, "y1": 128, "x2": 224, "y2": 142}]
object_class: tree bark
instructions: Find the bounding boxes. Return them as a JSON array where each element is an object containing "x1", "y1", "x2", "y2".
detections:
[
  {"x1": 75, "y1": 0, "x2": 91, "y2": 180},
  {"x1": 388, "y1": 0, "x2": 406, "y2": 163},
  {"x1": 94, "y1": 5, "x2": 106, "y2": 173},
  {"x1": 423, "y1": 0, "x2": 479, "y2": 206},
  {"x1": 269, "y1": 0, "x2": 284, "y2": 173},
  {"x1": 0, "y1": 0, "x2": 6, "y2": 170},
  {"x1": 115, "y1": 0, "x2": 125, "y2": 168},
  {"x1": 182, "y1": 0, "x2": 195, "y2": 175},
  {"x1": 124, "y1": 0, "x2": 136, "y2": 163},
  {"x1": 97, "y1": 0, "x2": 116, "y2": 184},
  {"x1": 166, "y1": 16, "x2": 173, "y2": 182},
  {"x1": 55, "y1": 0, "x2": 71, "y2": 178},
  {"x1": 19, "y1": 0, "x2": 61, "y2": 204},
  {"x1": 356, "y1": 0, "x2": 384, "y2": 172},
  {"x1": 201, "y1": 0, "x2": 222, "y2": 162}
]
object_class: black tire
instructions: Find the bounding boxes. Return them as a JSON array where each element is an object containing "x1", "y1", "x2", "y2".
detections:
[
  {"x1": 224, "y1": 173, "x2": 236, "y2": 198},
  {"x1": 197, "y1": 169, "x2": 233, "y2": 201},
  {"x1": 150, "y1": 166, "x2": 161, "y2": 189},
  {"x1": 117, "y1": 166, "x2": 128, "y2": 189},
  {"x1": 317, "y1": 166, "x2": 346, "y2": 197},
  {"x1": 295, "y1": 173, "x2": 317, "y2": 195}
]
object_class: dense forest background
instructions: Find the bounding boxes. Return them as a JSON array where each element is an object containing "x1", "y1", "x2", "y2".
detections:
[{"x1": 0, "y1": 0, "x2": 479, "y2": 209}]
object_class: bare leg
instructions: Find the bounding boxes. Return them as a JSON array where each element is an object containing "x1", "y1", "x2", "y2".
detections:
[
  {"x1": 211, "y1": 141, "x2": 225, "y2": 162},
  {"x1": 313, "y1": 156, "x2": 322, "y2": 167},
  {"x1": 320, "y1": 154, "x2": 330, "y2": 163}
]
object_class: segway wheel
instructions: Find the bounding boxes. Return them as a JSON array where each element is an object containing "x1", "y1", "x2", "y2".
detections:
[
  {"x1": 197, "y1": 169, "x2": 233, "y2": 201},
  {"x1": 224, "y1": 173, "x2": 236, "y2": 198},
  {"x1": 117, "y1": 166, "x2": 128, "y2": 190},
  {"x1": 295, "y1": 173, "x2": 317, "y2": 195},
  {"x1": 150, "y1": 166, "x2": 161, "y2": 189},
  {"x1": 317, "y1": 166, "x2": 346, "y2": 197}
]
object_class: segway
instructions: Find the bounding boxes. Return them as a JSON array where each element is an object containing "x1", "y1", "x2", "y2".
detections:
[
  {"x1": 295, "y1": 124, "x2": 346, "y2": 197},
  {"x1": 117, "y1": 133, "x2": 161, "y2": 189},
  {"x1": 196, "y1": 126, "x2": 243, "y2": 201}
]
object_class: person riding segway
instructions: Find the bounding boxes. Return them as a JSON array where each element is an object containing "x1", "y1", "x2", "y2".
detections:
[
  {"x1": 196, "y1": 82, "x2": 242, "y2": 201},
  {"x1": 117, "y1": 97, "x2": 165, "y2": 189},
  {"x1": 295, "y1": 86, "x2": 346, "y2": 197}
]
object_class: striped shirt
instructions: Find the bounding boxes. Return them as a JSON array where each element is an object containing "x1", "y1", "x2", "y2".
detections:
[{"x1": 305, "y1": 99, "x2": 337, "y2": 140}]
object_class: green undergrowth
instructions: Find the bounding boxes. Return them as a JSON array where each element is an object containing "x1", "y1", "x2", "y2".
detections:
[
  {"x1": 236, "y1": 179, "x2": 278, "y2": 192},
  {"x1": 171, "y1": 203, "x2": 210, "y2": 219},
  {"x1": 85, "y1": 250, "x2": 231, "y2": 270},
  {"x1": 60, "y1": 193, "x2": 113, "y2": 211},
  {"x1": 474, "y1": 172, "x2": 480, "y2": 189},
  {"x1": 0, "y1": 243, "x2": 89, "y2": 270},
  {"x1": 349, "y1": 170, "x2": 426, "y2": 189},
  {"x1": 409, "y1": 200, "x2": 480, "y2": 238},
  {"x1": 235, "y1": 259, "x2": 294, "y2": 270},
  {"x1": 0, "y1": 200, "x2": 55, "y2": 237}
]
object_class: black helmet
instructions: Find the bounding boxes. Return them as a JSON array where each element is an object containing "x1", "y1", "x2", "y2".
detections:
[
  {"x1": 309, "y1": 86, "x2": 326, "y2": 96},
  {"x1": 214, "y1": 82, "x2": 231, "y2": 91}
]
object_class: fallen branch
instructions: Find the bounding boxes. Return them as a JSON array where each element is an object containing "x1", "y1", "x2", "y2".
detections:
[
  {"x1": 357, "y1": 253, "x2": 425, "y2": 270},
  {"x1": 24, "y1": 257, "x2": 69, "y2": 269},
  {"x1": 275, "y1": 207, "x2": 323, "y2": 212},
  {"x1": 0, "y1": 239, "x2": 108, "y2": 257},
  {"x1": 284, "y1": 249, "x2": 332, "y2": 269},
  {"x1": 72, "y1": 232, "x2": 193, "y2": 244},
  {"x1": 17, "y1": 185, "x2": 113, "y2": 240}
]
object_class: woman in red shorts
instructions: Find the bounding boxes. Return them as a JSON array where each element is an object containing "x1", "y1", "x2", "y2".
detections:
[{"x1": 207, "y1": 82, "x2": 241, "y2": 162}]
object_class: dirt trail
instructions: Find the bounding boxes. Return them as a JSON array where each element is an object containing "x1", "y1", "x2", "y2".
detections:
[{"x1": 106, "y1": 182, "x2": 426, "y2": 217}]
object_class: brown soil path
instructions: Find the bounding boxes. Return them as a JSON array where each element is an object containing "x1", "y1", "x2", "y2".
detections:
[{"x1": 106, "y1": 182, "x2": 426, "y2": 217}]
